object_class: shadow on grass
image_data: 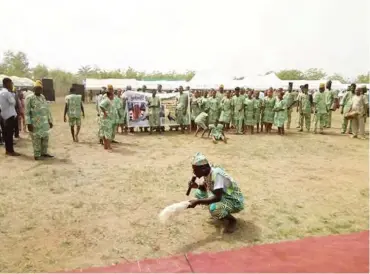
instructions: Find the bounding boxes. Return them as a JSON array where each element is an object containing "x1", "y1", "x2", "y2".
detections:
[{"x1": 178, "y1": 219, "x2": 261, "y2": 254}]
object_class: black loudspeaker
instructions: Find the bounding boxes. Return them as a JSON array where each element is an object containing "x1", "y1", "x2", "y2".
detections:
[
  {"x1": 42, "y1": 78, "x2": 55, "y2": 101},
  {"x1": 72, "y1": 84, "x2": 85, "y2": 102},
  {"x1": 288, "y1": 82, "x2": 293, "y2": 91}
]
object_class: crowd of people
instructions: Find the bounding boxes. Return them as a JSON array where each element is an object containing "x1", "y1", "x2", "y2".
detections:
[{"x1": 0, "y1": 78, "x2": 368, "y2": 159}]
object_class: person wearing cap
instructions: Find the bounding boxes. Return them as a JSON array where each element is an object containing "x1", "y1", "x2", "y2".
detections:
[
  {"x1": 348, "y1": 87, "x2": 366, "y2": 139},
  {"x1": 64, "y1": 87, "x2": 84, "y2": 142},
  {"x1": 340, "y1": 84, "x2": 355, "y2": 134},
  {"x1": 323, "y1": 80, "x2": 335, "y2": 128},
  {"x1": 187, "y1": 152, "x2": 244, "y2": 233},
  {"x1": 216, "y1": 85, "x2": 225, "y2": 104},
  {"x1": 25, "y1": 80, "x2": 54, "y2": 160},
  {"x1": 176, "y1": 86, "x2": 189, "y2": 133},
  {"x1": 297, "y1": 84, "x2": 312, "y2": 132},
  {"x1": 232, "y1": 87, "x2": 244, "y2": 134},
  {"x1": 273, "y1": 88, "x2": 287, "y2": 135},
  {"x1": 262, "y1": 88, "x2": 276, "y2": 134},
  {"x1": 147, "y1": 89, "x2": 162, "y2": 134},
  {"x1": 312, "y1": 83, "x2": 327, "y2": 134},
  {"x1": 219, "y1": 90, "x2": 232, "y2": 131},
  {"x1": 244, "y1": 89, "x2": 257, "y2": 134},
  {"x1": 99, "y1": 87, "x2": 115, "y2": 150}
]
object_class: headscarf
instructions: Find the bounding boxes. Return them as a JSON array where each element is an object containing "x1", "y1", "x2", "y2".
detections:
[
  {"x1": 191, "y1": 152, "x2": 209, "y2": 166},
  {"x1": 107, "y1": 84, "x2": 113, "y2": 89},
  {"x1": 219, "y1": 84, "x2": 224, "y2": 89},
  {"x1": 319, "y1": 83, "x2": 325, "y2": 89}
]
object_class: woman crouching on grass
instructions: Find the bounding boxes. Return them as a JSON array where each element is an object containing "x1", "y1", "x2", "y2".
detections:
[
  {"x1": 208, "y1": 121, "x2": 227, "y2": 143},
  {"x1": 187, "y1": 153, "x2": 245, "y2": 233}
]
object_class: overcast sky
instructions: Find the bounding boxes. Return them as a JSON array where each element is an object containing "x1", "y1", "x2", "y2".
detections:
[{"x1": 0, "y1": 0, "x2": 369, "y2": 78}]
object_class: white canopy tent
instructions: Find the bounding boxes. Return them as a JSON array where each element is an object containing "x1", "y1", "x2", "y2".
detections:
[
  {"x1": 0, "y1": 74, "x2": 34, "y2": 87},
  {"x1": 84, "y1": 78, "x2": 138, "y2": 90}
]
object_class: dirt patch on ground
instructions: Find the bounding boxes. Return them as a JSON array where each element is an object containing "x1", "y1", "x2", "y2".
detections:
[{"x1": 0, "y1": 102, "x2": 368, "y2": 272}]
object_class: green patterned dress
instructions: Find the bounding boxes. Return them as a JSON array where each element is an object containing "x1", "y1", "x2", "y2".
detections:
[
  {"x1": 99, "y1": 97, "x2": 114, "y2": 140},
  {"x1": 209, "y1": 124, "x2": 224, "y2": 140},
  {"x1": 208, "y1": 96, "x2": 220, "y2": 124},
  {"x1": 219, "y1": 97, "x2": 232, "y2": 124},
  {"x1": 262, "y1": 96, "x2": 276, "y2": 124},
  {"x1": 244, "y1": 97, "x2": 256, "y2": 126},
  {"x1": 273, "y1": 98, "x2": 287, "y2": 127},
  {"x1": 191, "y1": 97, "x2": 202, "y2": 121},
  {"x1": 254, "y1": 98, "x2": 262, "y2": 124},
  {"x1": 195, "y1": 165, "x2": 245, "y2": 219}
]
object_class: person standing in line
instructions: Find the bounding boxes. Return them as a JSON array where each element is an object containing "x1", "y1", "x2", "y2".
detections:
[
  {"x1": 232, "y1": 87, "x2": 244, "y2": 135},
  {"x1": 219, "y1": 90, "x2": 232, "y2": 131},
  {"x1": 111, "y1": 89, "x2": 121, "y2": 143},
  {"x1": 64, "y1": 88, "x2": 84, "y2": 142},
  {"x1": 273, "y1": 89, "x2": 287, "y2": 135},
  {"x1": 0, "y1": 78, "x2": 20, "y2": 156},
  {"x1": 254, "y1": 90, "x2": 262, "y2": 133},
  {"x1": 18, "y1": 90, "x2": 26, "y2": 133},
  {"x1": 147, "y1": 89, "x2": 162, "y2": 134},
  {"x1": 297, "y1": 85, "x2": 312, "y2": 132},
  {"x1": 190, "y1": 90, "x2": 202, "y2": 131},
  {"x1": 340, "y1": 84, "x2": 355, "y2": 134},
  {"x1": 243, "y1": 90, "x2": 256, "y2": 134},
  {"x1": 176, "y1": 86, "x2": 189, "y2": 133},
  {"x1": 25, "y1": 80, "x2": 54, "y2": 160},
  {"x1": 283, "y1": 83, "x2": 295, "y2": 129},
  {"x1": 324, "y1": 80, "x2": 335, "y2": 128},
  {"x1": 313, "y1": 83, "x2": 328, "y2": 134},
  {"x1": 207, "y1": 89, "x2": 219, "y2": 126},
  {"x1": 262, "y1": 88, "x2": 276, "y2": 134},
  {"x1": 349, "y1": 87, "x2": 366, "y2": 139}
]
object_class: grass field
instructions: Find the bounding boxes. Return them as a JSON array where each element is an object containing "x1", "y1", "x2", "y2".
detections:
[{"x1": 0, "y1": 101, "x2": 368, "y2": 272}]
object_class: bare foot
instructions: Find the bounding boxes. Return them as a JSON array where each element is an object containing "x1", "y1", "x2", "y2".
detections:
[
  {"x1": 224, "y1": 218, "x2": 237, "y2": 233},
  {"x1": 75, "y1": 135, "x2": 79, "y2": 142}
]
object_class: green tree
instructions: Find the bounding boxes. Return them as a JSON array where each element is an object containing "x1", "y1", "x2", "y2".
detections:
[
  {"x1": 276, "y1": 70, "x2": 304, "y2": 80},
  {"x1": 303, "y1": 68, "x2": 326, "y2": 80},
  {"x1": 356, "y1": 73, "x2": 369, "y2": 83},
  {"x1": 33, "y1": 64, "x2": 49, "y2": 79},
  {"x1": 0, "y1": 50, "x2": 31, "y2": 77},
  {"x1": 327, "y1": 73, "x2": 347, "y2": 83}
]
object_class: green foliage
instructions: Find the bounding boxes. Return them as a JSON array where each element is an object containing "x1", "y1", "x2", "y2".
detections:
[
  {"x1": 356, "y1": 73, "x2": 369, "y2": 83},
  {"x1": 327, "y1": 73, "x2": 347, "y2": 83},
  {"x1": 0, "y1": 50, "x2": 31, "y2": 77},
  {"x1": 303, "y1": 68, "x2": 326, "y2": 80},
  {"x1": 276, "y1": 70, "x2": 305, "y2": 80}
]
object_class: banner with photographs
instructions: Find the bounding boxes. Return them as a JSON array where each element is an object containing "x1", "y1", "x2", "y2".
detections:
[{"x1": 124, "y1": 91, "x2": 190, "y2": 127}]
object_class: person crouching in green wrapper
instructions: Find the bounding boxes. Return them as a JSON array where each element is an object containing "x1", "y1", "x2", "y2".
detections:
[
  {"x1": 194, "y1": 111, "x2": 209, "y2": 137},
  {"x1": 208, "y1": 120, "x2": 227, "y2": 143},
  {"x1": 187, "y1": 152, "x2": 245, "y2": 233},
  {"x1": 64, "y1": 88, "x2": 84, "y2": 142},
  {"x1": 25, "y1": 80, "x2": 54, "y2": 160}
]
